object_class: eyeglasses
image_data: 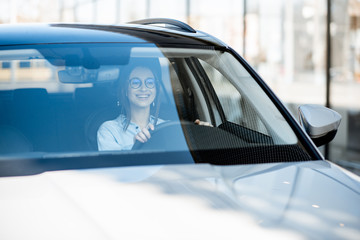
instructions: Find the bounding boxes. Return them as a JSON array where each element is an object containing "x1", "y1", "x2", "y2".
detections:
[{"x1": 129, "y1": 78, "x2": 156, "y2": 89}]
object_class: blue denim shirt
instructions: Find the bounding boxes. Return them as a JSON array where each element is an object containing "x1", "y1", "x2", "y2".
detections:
[{"x1": 97, "y1": 114, "x2": 164, "y2": 151}]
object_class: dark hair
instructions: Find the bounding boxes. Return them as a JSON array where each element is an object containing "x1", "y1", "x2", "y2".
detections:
[{"x1": 118, "y1": 58, "x2": 162, "y2": 130}]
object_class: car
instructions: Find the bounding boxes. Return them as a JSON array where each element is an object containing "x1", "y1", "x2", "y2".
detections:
[{"x1": 0, "y1": 18, "x2": 359, "y2": 239}]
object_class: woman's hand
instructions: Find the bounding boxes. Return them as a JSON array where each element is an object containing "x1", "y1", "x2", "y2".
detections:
[
  {"x1": 194, "y1": 119, "x2": 213, "y2": 127},
  {"x1": 134, "y1": 123, "x2": 155, "y2": 143}
]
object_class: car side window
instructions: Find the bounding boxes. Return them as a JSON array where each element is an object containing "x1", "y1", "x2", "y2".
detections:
[{"x1": 198, "y1": 59, "x2": 269, "y2": 136}]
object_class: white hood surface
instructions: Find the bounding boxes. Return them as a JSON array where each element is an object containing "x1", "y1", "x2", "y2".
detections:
[{"x1": 0, "y1": 160, "x2": 359, "y2": 240}]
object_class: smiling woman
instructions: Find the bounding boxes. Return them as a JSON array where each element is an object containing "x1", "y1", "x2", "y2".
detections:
[{"x1": 97, "y1": 58, "x2": 165, "y2": 151}]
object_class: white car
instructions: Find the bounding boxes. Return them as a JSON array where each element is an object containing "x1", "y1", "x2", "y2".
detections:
[{"x1": 0, "y1": 19, "x2": 358, "y2": 239}]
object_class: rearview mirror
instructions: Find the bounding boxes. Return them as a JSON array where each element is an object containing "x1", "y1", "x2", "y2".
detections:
[
  {"x1": 298, "y1": 104, "x2": 341, "y2": 147},
  {"x1": 58, "y1": 66, "x2": 120, "y2": 84}
]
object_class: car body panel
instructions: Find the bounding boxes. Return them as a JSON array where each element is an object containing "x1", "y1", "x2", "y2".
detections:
[
  {"x1": 0, "y1": 161, "x2": 359, "y2": 240},
  {"x1": 0, "y1": 23, "x2": 221, "y2": 47}
]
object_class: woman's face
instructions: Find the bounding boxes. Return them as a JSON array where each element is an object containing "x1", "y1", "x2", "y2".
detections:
[{"x1": 127, "y1": 67, "x2": 157, "y2": 109}]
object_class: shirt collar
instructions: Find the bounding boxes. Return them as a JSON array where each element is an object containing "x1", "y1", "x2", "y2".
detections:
[{"x1": 117, "y1": 114, "x2": 156, "y2": 127}]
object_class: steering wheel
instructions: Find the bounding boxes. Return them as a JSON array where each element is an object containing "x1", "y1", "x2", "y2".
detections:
[{"x1": 131, "y1": 120, "x2": 191, "y2": 151}]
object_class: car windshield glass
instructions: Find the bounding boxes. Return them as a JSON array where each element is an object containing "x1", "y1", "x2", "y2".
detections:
[{"x1": 0, "y1": 43, "x2": 313, "y2": 166}]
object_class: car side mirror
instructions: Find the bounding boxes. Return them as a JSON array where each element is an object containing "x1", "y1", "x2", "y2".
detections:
[{"x1": 298, "y1": 104, "x2": 342, "y2": 147}]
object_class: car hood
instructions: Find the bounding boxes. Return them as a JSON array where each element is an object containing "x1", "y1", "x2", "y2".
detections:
[{"x1": 0, "y1": 160, "x2": 359, "y2": 240}]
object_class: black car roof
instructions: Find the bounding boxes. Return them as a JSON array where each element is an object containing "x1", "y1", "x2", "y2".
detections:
[{"x1": 0, "y1": 22, "x2": 226, "y2": 48}]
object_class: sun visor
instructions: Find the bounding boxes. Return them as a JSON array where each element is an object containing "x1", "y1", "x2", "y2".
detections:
[
  {"x1": 38, "y1": 44, "x2": 131, "y2": 67},
  {"x1": 58, "y1": 66, "x2": 121, "y2": 83}
]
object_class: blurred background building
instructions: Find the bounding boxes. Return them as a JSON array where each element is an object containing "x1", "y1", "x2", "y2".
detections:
[{"x1": 1, "y1": 0, "x2": 359, "y2": 172}]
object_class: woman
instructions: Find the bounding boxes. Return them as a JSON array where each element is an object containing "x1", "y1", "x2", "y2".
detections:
[{"x1": 97, "y1": 59, "x2": 164, "y2": 151}]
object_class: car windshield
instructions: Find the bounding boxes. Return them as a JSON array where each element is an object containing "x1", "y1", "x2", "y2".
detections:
[{"x1": 0, "y1": 43, "x2": 313, "y2": 167}]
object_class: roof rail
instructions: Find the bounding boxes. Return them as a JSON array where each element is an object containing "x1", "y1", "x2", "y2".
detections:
[{"x1": 129, "y1": 18, "x2": 196, "y2": 33}]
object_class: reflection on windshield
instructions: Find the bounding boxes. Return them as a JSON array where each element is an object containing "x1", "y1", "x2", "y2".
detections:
[{"x1": 0, "y1": 44, "x2": 313, "y2": 165}]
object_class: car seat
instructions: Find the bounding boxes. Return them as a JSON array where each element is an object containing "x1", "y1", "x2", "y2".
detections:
[{"x1": 0, "y1": 125, "x2": 33, "y2": 154}]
